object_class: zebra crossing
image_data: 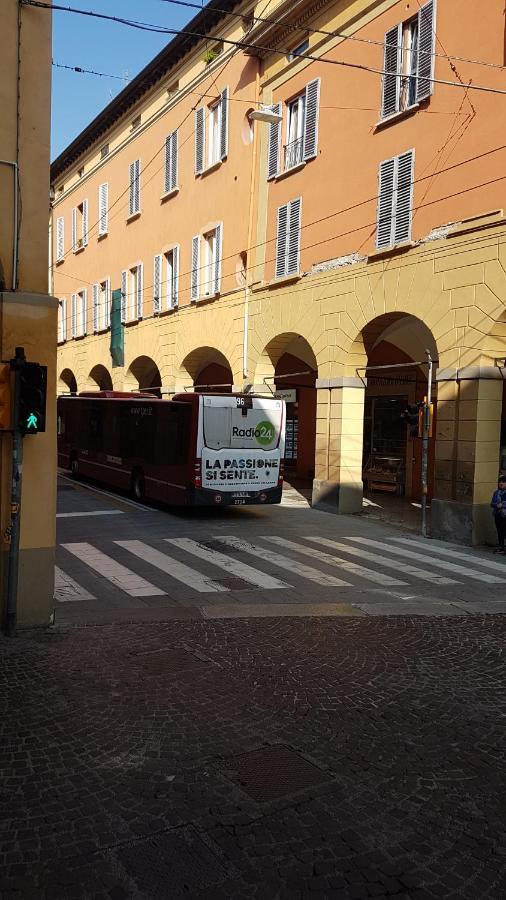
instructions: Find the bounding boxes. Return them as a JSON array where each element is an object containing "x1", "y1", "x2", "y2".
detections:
[{"x1": 55, "y1": 533, "x2": 505, "y2": 604}]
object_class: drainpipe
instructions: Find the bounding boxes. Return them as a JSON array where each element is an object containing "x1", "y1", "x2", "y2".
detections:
[
  {"x1": 243, "y1": 64, "x2": 261, "y2": 382},
  {"x1": 0, "y1": 161, "x2": 19, "y2": 290}
]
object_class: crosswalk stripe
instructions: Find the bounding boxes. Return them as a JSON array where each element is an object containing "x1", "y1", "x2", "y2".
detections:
[
  {"x1": 266, "y1": 536, "x2": 407, "y2": 586},
  {"x1": 346, "y1": 537, "x2": 503, "y2": 584},
  {"x1": 117, "y1": 540, "x2": 230, "y2": 593},
  {"x1": 304, "y1": 537, "x2": 458, "y2": 585},
  {"x1": 389, "y1": 537, "x2": 506, "y2": 573},
  {"x1": 214, "y1": 536, "x2": 351, "y2": 586},
  {"x1": 62, "y1": 543, "x2": 166, "y2": 597},
  {"x1": 166, "y1": 538, "x2": 288, "y2": 589},
  {"x1": 54, "y1": 566, "x2": 95, "y2": 602}
]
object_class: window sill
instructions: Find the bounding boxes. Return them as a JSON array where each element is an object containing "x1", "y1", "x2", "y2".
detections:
[
  {"x1": 124, "y1": 317, "x2": 140, "y2": 326},
  {"x1": 97, "y1": 232, "x2": 108, "y2": 242},
  {"x1": 72, "y1": 333, "x2": 87, "y2": 340},
  {"x1": 198, "y1": 159, "x2": 222, "y2": 178},
  {"x1": 367, "y1": 241, "x2": 415, "y2": 261},
  {"x1": 73, "y1": 245, "x2": 85, "y2": 255},
  {"x1": 55, "y1": 258, "x2": 65, "y2": 266},
  {"x1": 156, "y1": 305, "x2": 178, "y2": 317},
  {"x1": 374, "y1": 103, "x2": 420, "y2": 131},
  {"x1": 193, "y1": 291, "x2": 220, "y2": 305},
  {"x1": 252, "y1": 273, "x2": 301, "y2": 292},
  {"x1": 160, "y1": 187, "x2": 179, "y2": 203},
  {"x1": 275, "y1": 161, "x2": 306, "y2": 181},
  {"x1": 126, "y1": 211, "x2": 142, "y2": 224},
  {"x1": 93, "y1": 326, "x2": 111, "y2": 335}
]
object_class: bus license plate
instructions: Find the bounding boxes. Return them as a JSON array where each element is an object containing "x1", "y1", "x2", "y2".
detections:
[{"x1": 233, "y1": 498, "x2": 247, "y2": 505}]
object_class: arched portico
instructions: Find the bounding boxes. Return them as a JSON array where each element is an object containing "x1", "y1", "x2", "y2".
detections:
[
  {"x1": 124, "y1": 356, "x2": 162, "y2": 395},
  {"x1": 175, "y1": 347, "x2": 233, "y2": 392},
  {"x1": 58, "y1": 368, "x2": 77, "y2": 394},
  {"x1": 87, "y1": 364, "x2": 113, "y2": 392}
]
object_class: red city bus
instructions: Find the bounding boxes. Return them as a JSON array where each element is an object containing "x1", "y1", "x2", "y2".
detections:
[{"x1": 57, "y1": 391, "x2": 286, "y2": 506}]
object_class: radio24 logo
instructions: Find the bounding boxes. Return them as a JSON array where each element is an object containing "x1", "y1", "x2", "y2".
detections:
[{"x1": 232, "y1": 421, "x2": 276, "y2": 446}]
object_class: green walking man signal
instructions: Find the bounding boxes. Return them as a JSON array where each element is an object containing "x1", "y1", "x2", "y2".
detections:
[{"x1": 26, "y1": 412, "x2": 39, "y2": 431}]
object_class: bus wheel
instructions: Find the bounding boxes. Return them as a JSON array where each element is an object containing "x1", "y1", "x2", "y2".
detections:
[
  {"x1": 70, "y1": 455, "x2": 79, "y2": 478},
  {"x1": 131, "y1": 469, "x2": 145, "y2": 502}
]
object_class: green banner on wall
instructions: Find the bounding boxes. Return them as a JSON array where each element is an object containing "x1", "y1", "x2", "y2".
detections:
[{"x1": 110, "y1": 288, "x2": 124, "y2": 368}]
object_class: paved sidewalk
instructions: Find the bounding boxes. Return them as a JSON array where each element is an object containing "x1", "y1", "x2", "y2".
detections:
[{"x1": 1, "y1": 615, "x2": 505, "y2": 899}]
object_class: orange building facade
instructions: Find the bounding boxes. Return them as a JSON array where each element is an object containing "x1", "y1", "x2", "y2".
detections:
[{"x1": 53, "y1": 0, "x2": 506, "y2": 545}]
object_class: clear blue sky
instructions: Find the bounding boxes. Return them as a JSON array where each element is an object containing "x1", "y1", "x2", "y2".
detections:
[{"x1": 51, "y1": 0, "x2": 197, "y2": 159}]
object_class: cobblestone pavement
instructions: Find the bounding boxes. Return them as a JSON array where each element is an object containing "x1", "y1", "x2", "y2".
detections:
[{"x1": 1, "y1": 616, "x2": 505, "y2": 899}]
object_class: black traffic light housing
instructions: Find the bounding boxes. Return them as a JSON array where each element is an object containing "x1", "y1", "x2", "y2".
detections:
[
  {"x1": 17, "y1": 363, "x2": 47, "y2": 435},
  {"x1": 401, "y1": 402, "x2": 423, "y2": 438}
]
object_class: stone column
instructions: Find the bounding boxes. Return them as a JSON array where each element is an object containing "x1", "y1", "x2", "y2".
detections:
[
  {"x1": 432, "y1": 366, "x2": 504, "y2": 545},
  {"x1": 312, "y1": 377, "x2": 365, "y2": 514}
]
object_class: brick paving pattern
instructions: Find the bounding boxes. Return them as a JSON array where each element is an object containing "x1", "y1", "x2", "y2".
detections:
[{"x1": 0, "y1": 615, "x2": 505, "y2": 899}]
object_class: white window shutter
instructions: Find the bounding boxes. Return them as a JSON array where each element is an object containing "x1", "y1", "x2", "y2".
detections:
[
  {"x1": 376, "y1": 157, "x2": 396, "y2": 248},
  {"x1": 136, "y1": 263, "x2": 144, "y2": 319},
  {"x1": 214, "y1": 223, "x2": 223, "y2": 294},
  {"x1": 98, "y1": 183, "x2": 108, "y2": 235},
  {"x1": 81, "y1": 289, "x2": 88, "y2": 336},
  {"x1": 129, "y1": 160, "x2": 140, "y2": 214},
  {"x1": 92, "y1": 283, "x2": 99, "y2": 332},
  {"x1": 170, "y1": 129, "x2": 178, "y2": 190},
  {"x1": 58, "y1": 301, "x2": 63, "y2": 342},
  {"x1": 303, "y1": 79, "x2": 320, "y2": 160},
  {"x1": 121, "y1": 270, "x2": 127, "y2": 323},
  {"x1": 82, "y1": 199, "x2": 89, "y2": 246},
  {"x1": 287, "y1": 198, "x2": 302, "y2": 275},
  {"x1": 394, "y1": 150, "x2": 415, "y2": 244},
  {"x1": 267, "y1": 103, "x2": 281, "y2": 180},
  {"x1": 381, "y1": 24, "x2": 402, "y2": 118},
  {"x1": 164, "y1": 136, "x2": 171, "y2": 193},
  {"x1": 220, "y1": 87, "x2": 229, "y2": 160},
  {"x1": 153, "y1": 254, "x2": 162, "y2": 313},
  {"x1": 70, "y1": 294, "x2": 77, "y2": 337},
  {"x1": 191, "y1": 235, "x2": 200, "y2": 300},
  {"x1": 416, "y1": 0, "x2": 435, "y2": 102},
  {"x1": 195, "y1": 108, "x2": 205, "y2": 175},
  {"x1": 105, "y1": 279, "x2": 111, "y2": 328},
  {"x1": 62, "y1": 298, "x2": 67, "y2": 341},
  {"x1": 56, "y1": 217, "x2": 64, "y2": 262},
  {"x1": 173, "y1": 245, "x2": 179, "y2": 307},
  {"x1": 275, "y1": 203, "x2": 289, "y2": 277},
  {"x1": 71, "y1": 207, "x2": 77, "y2": 252}
]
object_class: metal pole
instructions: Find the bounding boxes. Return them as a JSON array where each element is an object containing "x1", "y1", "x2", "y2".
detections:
[
  {"x1": 4, "y1": 351, "x2": 24, "y2": 636},
  {"x1": 421, "y1": 350, "x2": 433, "y2": 539}
]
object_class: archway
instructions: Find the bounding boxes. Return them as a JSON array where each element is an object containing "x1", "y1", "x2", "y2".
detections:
[
  {"x1": 124, "y1": 356, "x2": 162, "y2": 395},
  {"x1": 88, "y1": 364, "x2": 113, "y2": 391},
  {"x1": 177, "y1": 347, "x2": 233, "y2": 392},
  {"x1": 58, "y1": 368, "x2": 77, "y2": 394},
  {"x1": 256, "y1": 334, "x2": 318, "y2": 482},
  {"x1": 358, "y1": 314, "x2": 438, "y2": 504}
]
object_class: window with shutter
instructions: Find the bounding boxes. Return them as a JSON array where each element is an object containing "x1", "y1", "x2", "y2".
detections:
[
  {"x1": 58, "y1": 300, "x2": 64, "y2": 343},
  {"x1": 164, "y1": 131, "x2": 178, "y2": 193},
  {"x1": 214, "y1": 223, "x2": 223, "y2": 294},
  {"x1": 56, "y1": 217, "x2": 65, "y2": 262},
  {"x1": 92, "y1": 283, "x2": 99, "y2": 332},
  {"x1": 191, "y1": 235, "x2": 200, "y2": 300},
  {"x1": 78, "y1": 289, "x2": 87, "y2": 336},
  {"x1": 153, "y1": 254, "x2": 162, "y2": 313},
  {"x1": 104, "y1": 279, "x2": 111, "y2": 329},
  {"x1": 376, "y1": 150, "x2": 414, "y2": 249},
  {"x1": 98, "y1": 183, "x2": 108, "y2": 235},
  {"x1": 220, "y1": 87, "x2": 228, "y2": 160},
  {"x1": 380, "y1": 1, "x2": 435, "y2": 119},
  {"x1": 121, "y1": 270, "x2": 127, "y2": 323},
  {"x1": 303, "y1": 79, "x2": 320, "y2": 160},
  {"x1": 70, "y1": 293, "x2": 77, "y2": 337},
  {"x1": 195, "y1": 108, "x2": 205, "y2": 175},
  {"x1": 62, "y1": 298, "x2": 67, "y2": 341},
  {"x1": 267, "y1": 103, "x2": 281, "y2": 180},
  {"x1": 275, "y1": 198, "x2": 302, "y2": 278},
  {"x1": 129, "y1": 160, "x2": 140, "y2": 215},
  {"x1": 166, "y1": 247, "x2": 179, "y2": 309}
]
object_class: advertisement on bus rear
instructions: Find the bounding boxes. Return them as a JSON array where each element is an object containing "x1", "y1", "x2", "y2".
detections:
[{"x1": 202, "y1": 449, "x2": 281, "y2": 491}]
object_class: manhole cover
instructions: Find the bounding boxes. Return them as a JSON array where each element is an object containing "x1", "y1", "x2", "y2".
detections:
[
  {"x1": 218, "y1": 745, "x2": 329, "y2": 802},
  {"x1": 130, "y1": 648, "x2": 207, "y2": 675},
  {"x1": 112, "y1": 826, "x2": 230, "y2": 898}
]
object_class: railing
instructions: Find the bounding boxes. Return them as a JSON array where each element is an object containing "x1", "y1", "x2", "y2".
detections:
[{"x1": 284, "y1": 137, "x2": 304, "y2": 170}]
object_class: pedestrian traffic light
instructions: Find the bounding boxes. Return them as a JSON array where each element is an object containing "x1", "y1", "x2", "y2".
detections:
[
  {"x1": 0, "y1": 363, "x2": 12, "y2": 429},
  {"x1": 17, "y1": 363, "x2": 47, "y2": 434},
  {"x1": 401, "y1": 402, "x2": 423, "y2": 438}
]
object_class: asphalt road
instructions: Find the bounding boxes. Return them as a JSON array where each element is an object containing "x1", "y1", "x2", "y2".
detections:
[{"x1": 55, "y1": 474, "x2": 506, "y2": 625}]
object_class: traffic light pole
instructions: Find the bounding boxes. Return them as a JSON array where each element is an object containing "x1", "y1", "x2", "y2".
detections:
[
  {"x1": 4, "y1": 349, "x2": 25, "y2": 636},
  {"x1": 421, "y1": 351, "x2": 433, "y2": 539}
]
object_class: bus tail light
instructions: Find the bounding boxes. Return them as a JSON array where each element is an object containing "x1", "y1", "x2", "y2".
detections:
[
  {"x1": 278, "y1": 460, "x2": 284, "y2": 486},
  {"x1": 259, "y1": 492, "x2": 267, "y2": 503},
  {"x1": 194, "y1": 459, "x2": 202, "y2": 488}
]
